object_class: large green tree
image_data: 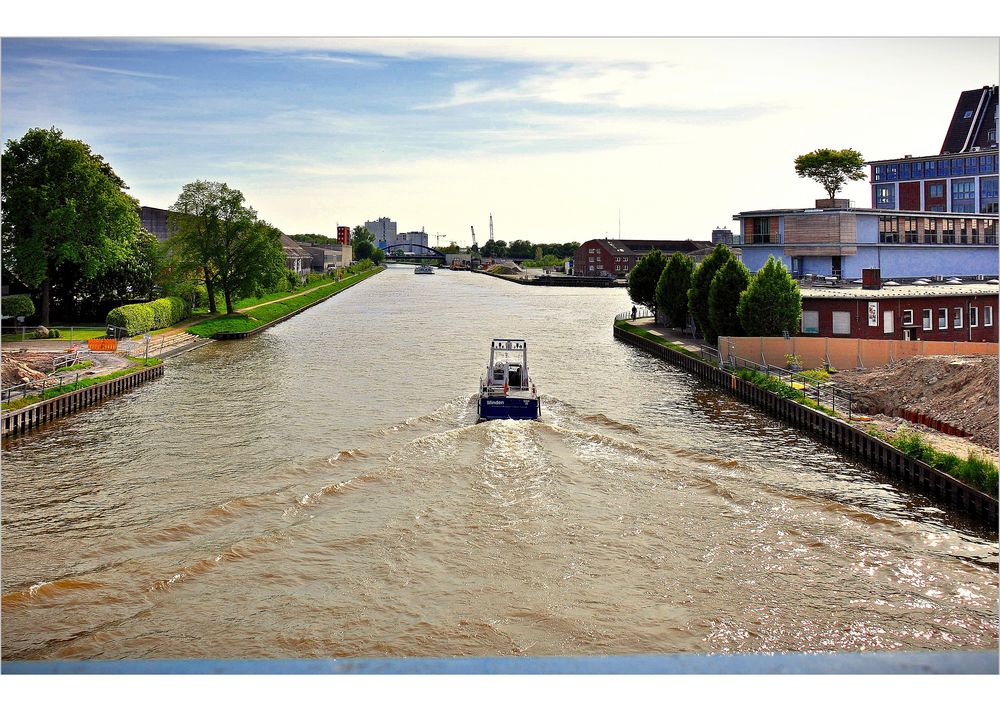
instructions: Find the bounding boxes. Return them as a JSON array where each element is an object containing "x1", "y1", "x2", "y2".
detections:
[
  {"x1": 794, "y1": 148, "x2": 866, "y2": 200},
  {"x1": 354, "y1": 239, "x2": 375, "y2": 261},
  {"x1": 352, "y1": 226, "x2": 375, "y2": 244},
  {"x1": 169, "y1": 181, "x2": 285, "y2": 314},
  {"x1": 655, "y1": 252, "x2": 694, "y2": 328},
  {"x1": 737, "y1": 256, "x2": 803, "y2": 336},
  {"x1": 708, "y1": 257, "x2": 751, "y2": 340},
  {"x1": 627, "y1": 249, "x2": 667, "y2": 315},
  {"x1": 1, "y1": 127, "x2": 141, "y2": 324},
  {"x1": 687, "y1": 243, "x2": 732, "y2": 341}
]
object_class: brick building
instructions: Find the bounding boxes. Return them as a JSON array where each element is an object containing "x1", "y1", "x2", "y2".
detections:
[
  {"x1": 799, "y1": 282, "x2": 997, "y2": 342},
  {"x1": 574, "y1": 239, "x2": 712, "y2": 277}
]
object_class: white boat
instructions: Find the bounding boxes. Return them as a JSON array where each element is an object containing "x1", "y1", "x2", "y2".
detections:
[
  {"x1": 414, "y1": 265, "x2": 435, "y2": 274},
  {"x1": 478, "y1": 339, "x2": 541, "y2": 421}
]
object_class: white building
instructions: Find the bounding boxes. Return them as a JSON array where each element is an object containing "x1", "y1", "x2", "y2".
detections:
[
  {"x1": 365, "y1": 217, "x2": 397, "y2": 248},
  {"x1": 398, "y1": 230, "x2": 429, "y2": 248}
]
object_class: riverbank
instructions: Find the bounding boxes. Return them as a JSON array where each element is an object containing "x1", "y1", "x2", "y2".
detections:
[
  {"x1": 187, "y1": 267, "x2": 384, "y2": 339},
  {"x1": 614, "y1": 318, "x2": 998, "y2": 522}
]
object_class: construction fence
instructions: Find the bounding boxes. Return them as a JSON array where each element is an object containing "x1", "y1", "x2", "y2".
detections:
[{"x1": 717, "y1": 336, "x2": 998, "y2": 371}]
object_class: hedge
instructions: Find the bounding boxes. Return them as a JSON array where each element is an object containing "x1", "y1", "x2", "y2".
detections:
[
  {"x1": 106, "y1": 297, "x2": 190, "y2": 336},
  {"x1": 1, "y1": 294, "x2": 35, "y2": 319}
]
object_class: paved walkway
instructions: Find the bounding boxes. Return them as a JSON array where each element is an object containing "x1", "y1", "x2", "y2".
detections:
[{"x1": 622, "y1": 317, "x2": 707, "y2": 355}]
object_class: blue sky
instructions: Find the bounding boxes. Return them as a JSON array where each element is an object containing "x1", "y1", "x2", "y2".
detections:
[{"x1": 2, "y1": 37, "x2": 997, "y2": 246}]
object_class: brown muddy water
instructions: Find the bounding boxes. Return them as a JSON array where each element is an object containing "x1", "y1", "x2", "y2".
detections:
[{"x1": 2, "y1": 265, "x2": 996, "y2": 660}]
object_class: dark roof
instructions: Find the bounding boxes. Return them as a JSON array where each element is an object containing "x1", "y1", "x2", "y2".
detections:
[
  {"x1": 590, "y1": 239, "x2": 712, "y2": 256},
  {"x1": 280, "y1": 234, "x2": 311, "y2": 258},
  {"x1": 941, "y1": 85, "x2": 998, "y2": 154}
]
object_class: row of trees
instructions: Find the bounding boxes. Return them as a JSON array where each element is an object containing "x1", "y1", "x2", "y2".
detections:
[
  {"x1": 2, "y1": 126, "x2": 367, "y2": 325},
  {"x1": 479, "y1": 239, "x2": 579, "y2": 260},
  {"x1": 628, "y1": 244, "x2": 802, "y2": 343}
]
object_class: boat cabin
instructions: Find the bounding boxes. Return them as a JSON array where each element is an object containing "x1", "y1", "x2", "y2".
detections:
[{"x1": 484, "y1": 339, "x2": 531, "y2": 393}]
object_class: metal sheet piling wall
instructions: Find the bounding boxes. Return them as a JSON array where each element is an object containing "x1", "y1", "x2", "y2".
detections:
[
  {"x1": 2, "y1": 365, "x2": 164, "y2": 438},
  {"x1": 614, "y1": 325, "x2": 997, "y2": 525}
]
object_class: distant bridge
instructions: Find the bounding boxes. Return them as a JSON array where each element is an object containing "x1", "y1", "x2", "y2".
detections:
[{"x1": 382, "y1": 244, "x2": 447, "y2": 263}]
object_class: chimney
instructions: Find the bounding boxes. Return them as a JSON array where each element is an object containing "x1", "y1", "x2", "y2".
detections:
[{"x1": 862, "y1": 267, "x2": 881, "y2": 290}]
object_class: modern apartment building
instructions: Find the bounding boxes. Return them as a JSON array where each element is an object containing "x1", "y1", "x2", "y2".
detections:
[
  {"x1": 868, "y1": 85, "x2": 998, "y2": 214},
  {"x1": 733, "y1": 206, "x2": 998, "y2": 279}
]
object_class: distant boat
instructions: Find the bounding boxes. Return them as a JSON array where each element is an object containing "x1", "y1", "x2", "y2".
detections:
[
  {"x1": 414, "y1": 265, "x2": 434, "y2": 274},
  {"x1": 477, "y1": 339, "x2": 541, "y2": 421}
]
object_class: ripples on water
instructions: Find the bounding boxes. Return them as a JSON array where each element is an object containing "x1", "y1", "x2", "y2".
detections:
[{"x1": 2, "y1": 266, "x2": 996, "y2": 659}]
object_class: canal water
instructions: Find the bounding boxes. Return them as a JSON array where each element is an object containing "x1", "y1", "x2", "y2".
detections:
[{"x1": 2, "y1": 265, "x2": 996, "y2": 659}]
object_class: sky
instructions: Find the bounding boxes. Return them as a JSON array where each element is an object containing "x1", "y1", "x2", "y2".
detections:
[{"x1": 2, "y1": 36, "x2": 998, "y2": 248}]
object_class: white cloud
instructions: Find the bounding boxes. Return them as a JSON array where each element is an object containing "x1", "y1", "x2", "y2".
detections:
[{"x1": 21, "y1": 58, "x2": 175, "y2": 80}]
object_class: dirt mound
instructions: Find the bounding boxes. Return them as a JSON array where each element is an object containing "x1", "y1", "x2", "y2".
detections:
[
  {"x1": 831, "y1": 355, "x2": 998, "y2": 451},
  {"x1": 1, "y1": 352, "x2": 52, "y2": 387}
]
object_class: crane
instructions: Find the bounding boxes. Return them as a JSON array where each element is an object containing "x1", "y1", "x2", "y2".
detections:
[{"x1": 432, "y1": 233, "x2": 446, "y2": 248}]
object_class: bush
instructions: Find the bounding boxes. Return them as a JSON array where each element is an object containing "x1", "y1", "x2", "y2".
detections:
[
  {"x1": 958, "y1": 453, "x2": 998, "y2": 493},
  {"x1": 893, "y1": 428, "x2": 929, "y2": 459},
  {"x1": 106, "y1": 303, "x2": 155, "y2": 336},
  {"x1": 48, "y1": 328, "x2": 61, "y2": 338},
  {"x1": 149, "y1": 299, "x2": 173, "y2": 329},
  {"x1": 1, "y1": 294, "x2": 35, "y2": 319}
]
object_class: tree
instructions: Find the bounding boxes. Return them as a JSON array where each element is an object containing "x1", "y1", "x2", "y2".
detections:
[
  {"x1": 794, "y1": 148, "x2": 866, "y2": 200},
  {"x1": 627, "y1": 249, "x2": 667, "y2": 314},
  {"x1": 737, "y1": 256, "x2": 803, "y2": 336},
  {"x1": 371, "y1": 247, "x2": 385, "y2": 265},
  {"x1": 687, "y1": 243, "x2": 733, "y2": 341},
  {"x1": 352, "y1": 226, "x2": 375, "y2": 244},
  {"x1": 354, "y1": 239, "x2": 375, "y2": 261},
  {"x1": 2, "y1": 127, "x2": 141, "y2": 324},
  {"x1": 1, "y1": 294, "x2": 35, "y2": 320},
  {"x1": 169, "y1": 181, "x2": 285, "y2": 314},
  {"x1": 708, "y1": 258, "x2": 751, "y2": 339},
  {"x1": 655, "y1": 251, "x2": 694, "y2": 328}
]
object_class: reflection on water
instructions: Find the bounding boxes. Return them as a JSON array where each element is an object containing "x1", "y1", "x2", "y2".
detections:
[{"x1": 2, "y1": 266, "x2": 996, "y2": 659}]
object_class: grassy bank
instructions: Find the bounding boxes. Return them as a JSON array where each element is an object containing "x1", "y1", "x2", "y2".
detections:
[
  {"x1": 868, "y1": 426, "x2": 998, "y2": 496},
  {"x1": 2, "y1": 357, "x2": 162, "y2": 411},
  {"x1": 187, "y1": 267, "x2": 383, "y2": 338},
  {"x1": 1, "y1": 326, "x2": 107, "y2": 343},
  {"x1": 614, "y1": 320, "x2": 708, "y2": 360}
]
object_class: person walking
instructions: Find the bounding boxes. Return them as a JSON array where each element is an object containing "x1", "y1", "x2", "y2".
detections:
[{"x1": 631, "y1": 305, "x2": 637, "y2": 320}]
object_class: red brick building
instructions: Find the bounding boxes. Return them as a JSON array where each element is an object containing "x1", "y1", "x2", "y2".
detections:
[
  {"x1": 800, "y1": 283, "x2": 997, "y2": 342},
  {"x1": 574, "y1": 238, "x2": 712, "y2": 277}
]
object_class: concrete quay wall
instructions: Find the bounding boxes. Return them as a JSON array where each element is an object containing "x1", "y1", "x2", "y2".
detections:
[{"x1": 613, "y1": 324, "x2": 997, "y2": 526}]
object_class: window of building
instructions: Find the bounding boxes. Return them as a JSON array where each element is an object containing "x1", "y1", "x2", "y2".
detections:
[
  {"x1": 801, "y1": 311, "x2": 819, "y2": 334},
  {"x1": 951, "y1": 158, "x2": 964, "y2": 176},
  {"x1": 953, "y1": 307, "x2": 963, "y2": 329},
  {"x1": 875, "y1": 185, "x2": 895, "y2": 210},
  {"x1": 985, "y1": 220, "x2": 998, "y2": 244},
  {"x1": 902, "y1": 309, "x2": 914, "y2": 326},
  {"x1": 986, "y1": 305, "x2": 994, "y2": 327},
  {"x1": 963, "y1": 110, "x2": 974, "y2": 118},
  {"x1": 923, "y1": 217, "x2": 938, "y2": 243},
  {"x1": 981, "y1": 154, "x2": 998, "y2": 174},
  {"x1": 873, "y1": 165, "x2": 884, "y2": 182},
  {"x1": 952, "y1": 179, "x2": 977, "y2": 213},
  {"x1": 878, "y1": 216, "x2": 899, "y2": 243},
  {"x1": 886, "y1": 164, "x2": 898, "y2": 180},
  {"x1": 922, "y1": 309, "x2": 932, "y2": 330},
  {"x1": 752, "y1": 217, "x2": 771, "y2": 244},
  {"x1": 911, "y1": 161, "x2": 923, "y2": 179},
  {"x1": 937, "y1": 160, "x2": 950, "y2": 177},
  {"x1": 903, "y1": 217, "x2": 919, "y2": 243},
  {"x1": 988, "y1": 128, "x2": 997, "y2": 144},
  {"x1": 900, "y1": 162, "x2": 911, "y2": 180},
  {"x1": 965, "y1": 157, "x2": 978, "y2": 175},
  {"x1": 970, "y1": 220, "x2": 980, "y2": 244},
  {"x1": 941, "y1": 219, "x2": 956, "y2": 243},
  {"x1": 938, "y1": 308, "x2": 948, "y2": 329},
  {"x1": 928, "y1": 184, "x2": 944, "y2": 198},
  {"x1": 832, "y1": 312, "x2": 851, "y2": 335},
  {"x1": 924, "y1": 161, "x2": 937, "y2": 178},
  {"x1": 980, "y1": 177, "x2": 999, "y2": 214},
  {"x1": 970, "y1": 307, "x2": 979, "y2": 327}
]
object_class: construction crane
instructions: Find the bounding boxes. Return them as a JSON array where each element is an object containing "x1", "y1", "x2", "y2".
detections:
[
  {"x1": 432, "y1": 233, "x2": 446, "y2": 248},
  {"x1": 489, "y1": 213, "x2": 494, "y2": 243}
]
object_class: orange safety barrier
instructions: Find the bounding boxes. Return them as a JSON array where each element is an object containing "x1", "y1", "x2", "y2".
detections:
[{"x1": 88, "y1": 338, "x2": 118, "y2": 351}]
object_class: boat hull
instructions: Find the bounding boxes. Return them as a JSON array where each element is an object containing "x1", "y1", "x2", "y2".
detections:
[{"x1": 477, "y1": 395, "x2": 540, "y2": 421}]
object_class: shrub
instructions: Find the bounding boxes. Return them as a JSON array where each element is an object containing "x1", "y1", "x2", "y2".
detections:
[
  {"x1": 48, "y1": 328, "x2": 61, "y2": 338},
  {"x1": 149, "y1": 299, "x2": 173, "y2": 329},
  {"x1": 1, "y1": 294, "x2": 35, "y2": 319},
  {"x1": 958, "y1": 453, "x2": 997, "y2": 492},
  {"x1": 106, "y1": 303, "x2": 155, "y2": 336},
  {"x1": 893, "y1": 428, "x2": 928, "y2": 459},
  {"x1": 929, "y1": 451, "x2": 961, "y2": 474}
]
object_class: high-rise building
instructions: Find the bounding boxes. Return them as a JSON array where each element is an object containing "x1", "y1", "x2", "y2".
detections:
[
  {"x1": 365, "y1": 217, "x2": 397, "y2": 249},
  {"x1": 337, "y1": 226, "x2": 351, "y2": 245}
]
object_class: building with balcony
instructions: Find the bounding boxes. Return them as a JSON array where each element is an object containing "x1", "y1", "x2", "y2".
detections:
[
  {"x1": 573, "y1": 239, "x2": 712, "y2": 277},
  {"x1": 733, "y1": 205, "x2": 998, "y2": 280},
  {"x1": 868, "y1": 85, "x2": 998, "y2": 214}
]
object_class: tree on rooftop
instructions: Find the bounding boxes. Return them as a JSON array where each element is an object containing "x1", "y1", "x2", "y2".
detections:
[
  {"x1": 687, "y1": 243, "x2": 733, "y2": 343},
  {"x1": 627, "y1": 249, "x2": 667, "y2": 316},
  {"x1": 794, "y1": 148, "x2": 866, "y2": 200},
  {"x1": 737, "y1": 256, "x2": 802, "y2": 337},
  {"x1": 2, "y1": 127, "x2": 141, "y2": 324},
  {"x1": 655, "y1": 251, "x2": 694, "y2": 328},
  {"x1": 708, "y1": 257, "x2": 751, "y2": 339}
]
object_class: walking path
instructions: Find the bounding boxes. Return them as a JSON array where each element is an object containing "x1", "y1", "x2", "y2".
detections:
[{"x1": 623, "y1": 317, "x2": 705, "y2": 355}]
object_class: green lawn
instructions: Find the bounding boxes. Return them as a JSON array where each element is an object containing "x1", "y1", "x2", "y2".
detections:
[
  {"x1": 187, "y1": 268, "x2": 383, "y2": 338},
  {"x1": 1, "y1": 326, "x2": 108, "y2": 343},
  {"x1": 2, "y1": 357, "x2": 162, "y2": 411}
]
